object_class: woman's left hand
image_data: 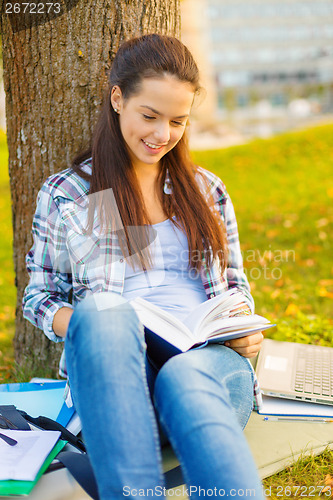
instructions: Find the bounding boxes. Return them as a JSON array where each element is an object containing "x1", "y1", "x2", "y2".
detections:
[{"x1": 224, "y1": 332, "x2": 264, "y2": 358}]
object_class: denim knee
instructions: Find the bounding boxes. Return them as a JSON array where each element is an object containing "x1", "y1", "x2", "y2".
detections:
[
  {"x1": 154, "y1": 345, "x2": 254, "y2": 429},
  {"x1": 66, "y1": 291, "x2": 145, "y2": 353}
]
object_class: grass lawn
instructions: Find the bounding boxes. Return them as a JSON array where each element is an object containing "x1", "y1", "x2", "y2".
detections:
[
  {"x1": 0, "y1": 123, "x2": 332, "y2": 495},
  {"x1": 0, "y1": 129, "x2": 14, "y2": 381},
  {"x1": 193, "y1": 124, "x2": 333, "y2": 346}
]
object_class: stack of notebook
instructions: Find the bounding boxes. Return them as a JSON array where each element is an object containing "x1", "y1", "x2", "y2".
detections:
[
  {"x1": 0, "y1": 379, "x2": 80, "y2": 496},
  {"x1": 0, "y1": 430, "x2": 66, "y2": 496}
]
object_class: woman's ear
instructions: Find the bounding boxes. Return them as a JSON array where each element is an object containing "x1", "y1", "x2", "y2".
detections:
[{"x1": 111, "y1": 86, "x2": 123, "y2": 114}]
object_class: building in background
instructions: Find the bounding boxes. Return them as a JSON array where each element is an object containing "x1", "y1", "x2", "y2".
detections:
[
  {"x1": 182, "y1": 0, "x2": 333, "y2": 140},
  {"x1": 181, "y1": 0, "x2": 217, "y2": 123}
]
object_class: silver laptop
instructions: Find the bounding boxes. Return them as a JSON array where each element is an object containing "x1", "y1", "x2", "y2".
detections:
[{"x1": 256, "y1": 339, "x2": 333, "y2": 405}]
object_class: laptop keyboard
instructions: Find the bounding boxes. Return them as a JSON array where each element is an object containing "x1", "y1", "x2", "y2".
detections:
[{"x1": 294, "y1": 345, "x2": 333, "y2": 397}]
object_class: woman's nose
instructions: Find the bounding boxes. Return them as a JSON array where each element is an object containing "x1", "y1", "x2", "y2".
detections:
[{"x1": 154, "y1": 121, "x2": 170, "y2": 144}]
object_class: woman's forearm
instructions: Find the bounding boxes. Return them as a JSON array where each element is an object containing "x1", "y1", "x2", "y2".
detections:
[{"x1": 52, "y1": 307, "x2": 74, "y2": 338}]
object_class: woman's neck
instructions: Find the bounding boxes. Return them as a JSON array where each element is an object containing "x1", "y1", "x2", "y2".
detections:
[
  {"x1": 133, "y1": 161, "x2": 161, "y2": 184},
  {"x1": 133, "y1": 162, "x2": 168, "y2": 225}
]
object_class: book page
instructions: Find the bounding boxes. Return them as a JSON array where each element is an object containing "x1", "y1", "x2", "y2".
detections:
[
  {"x1": 130, "y1": 297, "x2": 196, "y2": 351},
  {"x1": 0, "y1": 430, "x2": 60, "y2": 481},
  {"x1": 183, "y1": 289, "x2": 246, "y2": 337},
  {"x1": 205, "y1": 323, "x2": 273, "y2": 343},
  {"x1": 201, "y1": 314, "x2": 270, "y2": 338}
]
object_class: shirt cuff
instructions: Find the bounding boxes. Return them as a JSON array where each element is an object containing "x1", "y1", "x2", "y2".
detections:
[{"x1": 42, "y1": 300, "x2": 74, "y2": 343}]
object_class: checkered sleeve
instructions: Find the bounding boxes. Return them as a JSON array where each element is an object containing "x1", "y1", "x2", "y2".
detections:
[{"x1": 22, "y1": 182, "x2": 73, "y2": 343}]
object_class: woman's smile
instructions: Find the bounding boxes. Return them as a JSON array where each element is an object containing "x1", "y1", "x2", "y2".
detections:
[{"x1": 141, "y1": 139, "x2": 167, "y2": 154}]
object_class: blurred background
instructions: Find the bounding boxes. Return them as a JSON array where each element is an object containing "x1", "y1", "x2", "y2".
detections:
[
  {"x1": 180, "y1": 0, "x2": 333, "y2": 148},
  {"x1": 1, "y1": 0, "x2": 333, "y2": 142}
]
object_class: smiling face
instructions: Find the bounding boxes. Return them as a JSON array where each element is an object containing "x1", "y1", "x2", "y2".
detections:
[{"x1": 110, "y1": 74, "x2": 195, "y2": 174}]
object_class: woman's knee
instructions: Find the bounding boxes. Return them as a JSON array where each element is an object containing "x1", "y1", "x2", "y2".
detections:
[
  {"x1": 154, "y1": 346, "x2": 254, "y2": 428},
  {"x1": 67, "y1": 292, "x2": 144, "y2": 349}
]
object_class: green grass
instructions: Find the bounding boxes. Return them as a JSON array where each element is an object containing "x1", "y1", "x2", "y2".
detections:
[
  {"x1": 0, "y1": 123, "x2": 333, "y2": 492},
  {"x1": 262, "y1": 447, "x2": 333, "y2": 499},
  {"x1": 0, "y1": 129, "x2": 15, "y2": 381},
  {"x1": 193, "y1": 123, "x2": 333, "y2": 346}
]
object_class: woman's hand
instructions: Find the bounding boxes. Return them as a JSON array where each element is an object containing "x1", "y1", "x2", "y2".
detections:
[
  {"x1": 224, "y1": 332, "x2": 264, "y2": 358},
  {"x1": 53, "y1": 307, "x2": 74, "y2": 338}
]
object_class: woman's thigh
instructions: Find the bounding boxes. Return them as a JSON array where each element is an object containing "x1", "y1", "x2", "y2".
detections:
[
  {"x1": 152, "y1": 345, "x2": 263, "y2": 496},
  {"x1": 154, "y1": 344, "x2": 255, "y2": 429}
]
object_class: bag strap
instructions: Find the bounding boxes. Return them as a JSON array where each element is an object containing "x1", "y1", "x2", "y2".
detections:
[
  {"x1": 0, "y1": 405, "x2": 31, "y2": 430},
  {"x1": 18, "y1": 410, "x2": 86, "y2": 452}
]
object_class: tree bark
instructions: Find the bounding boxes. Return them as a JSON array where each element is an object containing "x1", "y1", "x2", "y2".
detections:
[{"x1": 0, "y1": 0, "x2": 180, "y2": 377}]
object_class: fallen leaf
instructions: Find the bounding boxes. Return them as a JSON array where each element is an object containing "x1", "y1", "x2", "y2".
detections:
[
  {"x1": 325, "y1": 474, "x2": 333, "y2": 485},
  {"x1": 285, "y1": 303, "x2": 300, "y2": 316},
  {"x1": 316, "y1": 218, "x2": 329, "y2": 228},
  {"x1": 307, "y1": 245, "x2": 322, "y2": 252},
  {"x1": 322, "y1": 474, "x2": 333, "y2": 496},
  {"x1": 317, "y1": 287, "x2": 333, "y2": 299},
  {"x1": 319, "y1": 279, "x2": 333, "y2": 286},
  {"x1": 266, "y1": 229, "x2": 279, "y2": 239}
]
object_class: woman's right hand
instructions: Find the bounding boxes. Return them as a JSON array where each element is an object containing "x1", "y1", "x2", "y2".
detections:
[{"x1": 224, "y1": 331, "x2": 264, "y2": 358}]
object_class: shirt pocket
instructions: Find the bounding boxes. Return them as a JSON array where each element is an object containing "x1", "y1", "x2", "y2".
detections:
[{"x1": 61, "y1": 207, "x2": 105, "y2": 273}]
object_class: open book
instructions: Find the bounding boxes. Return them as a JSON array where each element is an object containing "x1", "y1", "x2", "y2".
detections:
[{"x1": 130, "y1": 289, "x2": 274, "y2": 366}]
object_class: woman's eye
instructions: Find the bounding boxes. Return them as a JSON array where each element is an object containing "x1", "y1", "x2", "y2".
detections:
[
  {"x1": 172, "y1": 121, "x2": 184, "y2": 127},
  {"x1": 143, "y1": 115, "x2": 155, "y2": 120}
]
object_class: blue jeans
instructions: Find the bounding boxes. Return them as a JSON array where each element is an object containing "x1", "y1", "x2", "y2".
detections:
[{"x1": 65, "y1": 293, "x2": 264, "y2": 499}]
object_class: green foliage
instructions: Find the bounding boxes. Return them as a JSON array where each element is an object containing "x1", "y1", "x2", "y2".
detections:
[
  {"x1": 193, "y1": 123, "x2": 333, "y2": 347},
  {"x1": 0, "y1": 129, "x2": 15, "y2": 381},
  {"x1": 262, "y1": 447, "x2": 333, "y2": 499},
  {"x1": 270, "y1": 312, "x2": 333, "y2": 346}
]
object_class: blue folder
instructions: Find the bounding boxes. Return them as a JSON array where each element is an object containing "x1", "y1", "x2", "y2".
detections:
[{"x1": 0, "y1": 380, "x2": 74, "y2": 426}]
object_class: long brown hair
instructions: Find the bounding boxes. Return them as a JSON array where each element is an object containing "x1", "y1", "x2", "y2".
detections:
[{"x1": 72, "y1": 34, "x2": 228, "y2": 272}]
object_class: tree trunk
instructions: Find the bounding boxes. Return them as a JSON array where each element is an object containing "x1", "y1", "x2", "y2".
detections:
[{"x1": 0, "y1": 0, "x2": 180, "y2": 377}]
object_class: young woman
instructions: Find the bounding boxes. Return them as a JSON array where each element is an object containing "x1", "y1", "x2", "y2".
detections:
[{"x1": 23, "y1": 34, "x2": 264, "y2": 499}]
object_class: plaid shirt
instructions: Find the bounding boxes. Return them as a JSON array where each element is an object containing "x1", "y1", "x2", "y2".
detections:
[{"x1": 22, "y1": 157, "x2": 262, "y2": 410}]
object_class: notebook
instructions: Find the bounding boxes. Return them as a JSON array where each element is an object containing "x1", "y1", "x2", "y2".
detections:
[{"x1": 256, "y1": 339, "x2": 333, "y2": 405}]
